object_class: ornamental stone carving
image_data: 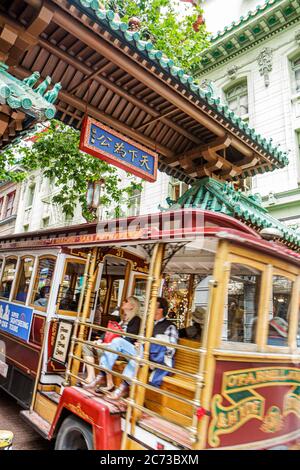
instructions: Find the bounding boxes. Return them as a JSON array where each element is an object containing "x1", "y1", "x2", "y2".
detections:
[
  {"x1": 227, "y1": 65, "x2": 238, "y2": 80},
  {"x1": 295, "y1": 30, "x2": 300, "y2": 45},
  {"x1": 257, "y1": 48, "x2": 273, "y2": 87}
]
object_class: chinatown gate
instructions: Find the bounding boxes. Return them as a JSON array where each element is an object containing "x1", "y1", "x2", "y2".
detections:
[{"x1": 1, "y1": 0, "x2": 300, "y2": 452}]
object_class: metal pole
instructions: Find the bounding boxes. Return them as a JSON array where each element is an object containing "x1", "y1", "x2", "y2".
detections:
[{"x1": 69, "y1": 248, "x2": 98, "y2": 385}]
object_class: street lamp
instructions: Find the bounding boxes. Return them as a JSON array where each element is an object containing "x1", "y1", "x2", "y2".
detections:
[{"x1": 86, "y1": 178, "x2": 105, "y2": 222}]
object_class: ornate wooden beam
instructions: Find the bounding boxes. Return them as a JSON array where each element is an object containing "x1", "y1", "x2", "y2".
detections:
[
  {"x1": 49, "y1": 1, "x2": 268, "y2": 160},
  {"x1": 37, "y1": 38, "x2": 202, "y2": 145},
  {"x1": 14, "y1": 65, "x2": 174, "y2": 158},
  {"x1": 165, "y1": 135, "x2": 232, "y2": 167},
  {"x1": 49, "y1": 6, "x2": 227, "y2": 136},
  {"x1": 0, "y1": 4, "x2": 54, "y2": 65}
]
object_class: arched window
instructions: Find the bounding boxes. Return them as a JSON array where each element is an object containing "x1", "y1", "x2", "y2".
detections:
[
  {"x1": 12, "y1": 256, "x2": 35, "y2": 304},
  {"x1": 0, "y1": 258, "x2": 18, "y2": 300},
  {"x1": 58, "y1": 259, "x2": 86, "y2": 314},
  {"x1": 31, "y1": 256, "x2": 56, "y2": 310},
  {"x1": 224, "y1": 80, "x2": 249, "y2": 118}
]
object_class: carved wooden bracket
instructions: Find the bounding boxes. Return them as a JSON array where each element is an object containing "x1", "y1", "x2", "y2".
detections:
[{"x1": 0, "y1": 3, "x2": 54, "y2": 65}]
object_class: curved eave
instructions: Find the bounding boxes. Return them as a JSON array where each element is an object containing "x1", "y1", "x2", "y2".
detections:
[{"x1": 68, "y1": 0, "x2": 288, "y2": 172}]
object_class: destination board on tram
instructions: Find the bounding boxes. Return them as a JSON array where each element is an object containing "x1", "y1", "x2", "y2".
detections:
[{"x1": 80, "y1": 117, "x2": 158, "y2": 182}]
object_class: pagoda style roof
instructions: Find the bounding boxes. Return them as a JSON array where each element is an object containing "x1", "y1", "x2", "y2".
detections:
[
  {"x1": 166, "y1": 176, "x2": 300, "y2": 250},
  {"x1": 0, "y1": 0, "x2": 288, "y2": 182},
  {"x1": 196, "y1": 0, "x2": 300, "y2": 76},
  {"x1": 0, "y1": 62, "x2": 59, "y2": 147}
]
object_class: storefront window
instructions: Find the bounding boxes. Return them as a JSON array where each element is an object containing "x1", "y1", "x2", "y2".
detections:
[
  {"x1": 223, "y1": 264, "x2": 262, "y2": 344},
  {"x1": 59, "y1": 261, "x2": 86, "y2": 313},
  {"x1": 267, "y1": 276, "x2": 292, "y2": 347},
  {"x1": 12, "y1": 257, "x2": 34, "y2": 303},
  {"x1": 0, "y1": 258, "x2": 17, "y2": 299},
  {"x1": 31, "y1": 257, "x2": 56, "y2": 309}
]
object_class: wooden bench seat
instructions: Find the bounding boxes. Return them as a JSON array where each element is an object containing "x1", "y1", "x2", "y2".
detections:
[{"x1": 145, "y1": 338, "x2": 201, "y2": 426}]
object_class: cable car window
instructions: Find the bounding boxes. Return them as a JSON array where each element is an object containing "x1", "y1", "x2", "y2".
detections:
[
  {"x1": 131, "y1": 276, "x2": 147, "y2": 318},
  {"x1": 267, "y1": 276, "x2": 292, "y2": 347},
  {"x1": 223, "y1": 264, "x2": 262, "y2": 344},
  {"x1": 12, "y1": 257, "x2": 34, "y2": 303},
  {"x1": 59, "y1": 261, "x2": 86, "y2": 313},
  {"x1": 0, "y1": 258, "x2": 17, "y2": 299},
  {"x1": 31, "y1": 257, "x2": 56, "y2": 310}
]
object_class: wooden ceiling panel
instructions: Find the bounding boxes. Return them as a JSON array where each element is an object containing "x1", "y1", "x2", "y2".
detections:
[
  {"x1": 98, "y1": 89, "x2": 114, "y2": 111},
  {"x1": 104, "y1": 94, "x2": 122, "y2": 116},
  {"x1": 53, "y1": 62, "x2": 74, "y2": 88},
  {"x1": 119, "y1": 102, "x2": 134, "y2": 123},
  {"x1": 21, "y1": 44, "x2": 40, "y2": 69},
  {"x1": 48, "y1": 28, "x2": 69, "y2": 47},
  {"x1": 66, "y1": 70, "x2": 85, "y2": 91},
  {"x1": 31, "y1": 48, "x2": 51, "y2": 73},
  {"x1": 42, "y1": 54, "x2": 59, "y2": 78},
  {"x1": 111, "y1": 98, "x2": 128, "y2": 120},
  {"x1": 0, "y1": 0, "x2": 283, "y2": 181}
]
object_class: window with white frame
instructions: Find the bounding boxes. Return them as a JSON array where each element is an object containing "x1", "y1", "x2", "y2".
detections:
[
  {"x1": 0, "y1": 197, "x2": 4, "y2": 220},
  {"x1": 168, "y1": 177, "x2": 189, "y2": 202},
  {"x1": 225, "y1": 80, "x2": 249, "y2": 119},
  {"x1": 127, "y1": 189, "x2": 141, "y2": 217},
  {"x1": 291, "y1": 57, "x2": 300, "y2": 93},
  {"x1": 26, "y1": 183, "x2": 36, "y2": 208},
  {"x1": 5, "y1": 191, "x2": 15, "y2": 219}
]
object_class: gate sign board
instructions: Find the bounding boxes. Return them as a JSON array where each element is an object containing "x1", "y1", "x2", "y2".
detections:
[
  {"x1": 80, "y1": 117, "x2": 158, "y2": 182},
  {"x1": 0, "y1": 301, "x2": 34, "y2": 342}
]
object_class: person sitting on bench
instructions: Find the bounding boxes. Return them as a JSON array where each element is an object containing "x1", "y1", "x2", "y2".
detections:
[
  {"x1": 83, "y1": 296, "x2": 141, "y2": 396},
  {"x1": 148, "y1": 297, "x2": 179, "y2": 387}
]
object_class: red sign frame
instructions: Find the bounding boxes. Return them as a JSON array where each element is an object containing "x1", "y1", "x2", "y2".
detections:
[{"x1": 79, "y1": 117, "x2": 158, "y2": 182}]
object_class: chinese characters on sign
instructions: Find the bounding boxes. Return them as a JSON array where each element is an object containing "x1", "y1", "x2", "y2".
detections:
[
  {"x1": 79, "y1": 117, "x2": 158, "y2": 182},
  {"x1": 0, "y1": 301, "x2": 33, "y2": 342}
]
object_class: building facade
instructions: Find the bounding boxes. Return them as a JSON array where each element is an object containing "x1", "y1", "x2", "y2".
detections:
[
  {"x1": 14, "y1": 171, "x2": 84, "y2": 233},
  {"x1": 9, "y1": 0, "x2": 300, "y2": 234},
  {"x1": 198, "y1": 0, "x2": 300, "y2": 227},
  {"x1": 0, "y1": 180, "x2": 21, "y2": 236}
]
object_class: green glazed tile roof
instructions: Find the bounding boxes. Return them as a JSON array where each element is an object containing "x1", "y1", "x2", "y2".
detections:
[
  {"x1": 166, "y1": 177, "x2": 300, "y2": 250},
  {"x1": 197, "y1": 0, "x2": 300, "y2": 75},
  {"x1": 68, "y1": 0, "x2": 289, "y2": 170},
  {"x1": 210, "y1": 0, "x2": 283, "y2": 42},
  {"x1": 0, "y1": 63, "x2": 59, "y2": 121}
]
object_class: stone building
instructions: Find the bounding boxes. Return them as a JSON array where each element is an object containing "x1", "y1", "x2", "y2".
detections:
[
  {"x1": 0, "y1": 179, "x2": 21, "y2": 236},
  {"x1": 14, "y1": 171, "x2": 84, "y2": 233},
  {"x1": 197, "y1": 0, "x2": 300, "y2": 227},
  {"x1": 7, "y1": 0, "x2": 300, "y2": 233}
]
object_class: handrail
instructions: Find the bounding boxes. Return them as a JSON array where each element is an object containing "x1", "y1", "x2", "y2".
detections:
[
  {"x1": 123, "y1": 400, "x2": 198, "y2": 445},
  {"x1": 74, "y1": 336, "x2": 204, "y2": 381},
  {"x1": 77, "y1": 319, "x2": 205, "y2": 354},
  {"x1": 68, "y1": 354, "x2": 202, "y2": 408}
]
